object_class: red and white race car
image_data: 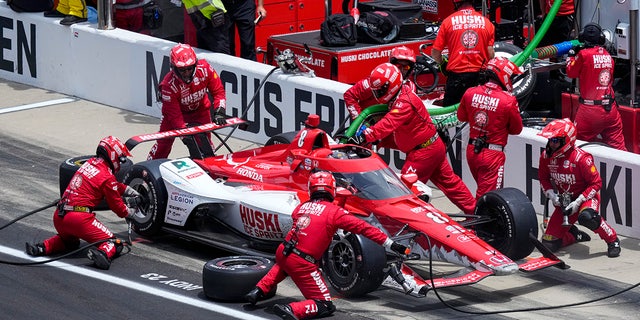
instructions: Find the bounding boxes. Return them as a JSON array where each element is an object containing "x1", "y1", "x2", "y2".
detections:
[{"x1": 60, "y1": 116, "x2": 566, "y2": 301}]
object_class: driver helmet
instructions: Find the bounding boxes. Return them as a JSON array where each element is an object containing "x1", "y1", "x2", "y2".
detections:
[
  {"x1": 485, "y1": 57, "x2": 522, "y2": 92},
  {"x1": 538, "y1": 118, "x2": 577, "y2": 159},
  {"x1": 369, "y1": 63, "x2": 403, "y2": 104},
  {"x1": 308, "y1": 171, "x2": 336, "y2": 201},
  {"x1": 389, "y1": 46, "x2": 416, "y2": 78},
  {"x1": 170, "y1": 43, "x2": 198, "y2": 84},
  {"x1": 96, "y1": 136, "x2": 132, "y2": 173}
]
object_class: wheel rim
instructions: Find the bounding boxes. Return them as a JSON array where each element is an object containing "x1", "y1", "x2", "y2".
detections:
[
  {"x1": 128, "y1": 177, "x2": 154, "y2": 225},
  {"x1": 327, "y1": 240, "x2": 357, "y2": 283},
  {"x1": 476, "y1": 206, "x2": 512, "y2": 253}
]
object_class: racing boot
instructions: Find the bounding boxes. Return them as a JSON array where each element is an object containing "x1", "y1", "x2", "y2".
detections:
[
  {"x1": 568, "y1": 225, "x2": 591, "y2": 242},
  {"x1": 87, "y1": 248, "x2": 111, "y2": 270},
  {"x1": 607, "y1": 238, "x2": 621, "y2": 258},
  {"x1": 273, "y1": 304, "x2": 298, "y2": 320},
  {"x1": 25, "y1": 242, "x2": 46, "y2": 256},
  {"x1": 244, "y1": 287, "x2": 264, "y2": 305}
]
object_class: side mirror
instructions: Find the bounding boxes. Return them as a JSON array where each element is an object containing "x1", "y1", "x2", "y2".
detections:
[
  {"x1": 400, "y1": 173, "x2": 418, "y2": 188},
  {"x1": 334, "y1": 187, "x2": 352, "y2": 207}
]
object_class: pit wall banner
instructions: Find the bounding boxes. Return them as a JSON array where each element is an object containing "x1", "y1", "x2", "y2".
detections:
[{"x1": 2, "y1": 4, "x2": 640, "y2": 239}]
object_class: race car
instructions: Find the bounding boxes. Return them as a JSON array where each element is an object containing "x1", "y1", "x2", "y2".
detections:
[{"x1": 59, "y1": 115, "x2": 565, "y2": 301}]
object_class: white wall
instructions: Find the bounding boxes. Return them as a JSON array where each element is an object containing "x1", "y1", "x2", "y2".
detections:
[{"x1": 2, "y1": 3, "x2": 640, "y2": 239}]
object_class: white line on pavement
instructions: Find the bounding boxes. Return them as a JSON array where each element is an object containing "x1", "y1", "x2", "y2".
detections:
[
  {"x1": 0, "y1": 245, "x2": 270, "y2": 320},
  {"x1": 0, "y1": 98, "x2": 77, "y2": 114}
]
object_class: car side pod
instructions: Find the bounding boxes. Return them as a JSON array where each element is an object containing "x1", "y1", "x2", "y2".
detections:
[{"x1": 517, "y1": 232, "x2": 571, "y2": 272}]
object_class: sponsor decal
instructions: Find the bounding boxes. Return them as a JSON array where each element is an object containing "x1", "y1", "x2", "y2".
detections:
[
  {"x1": 185, "y1": 171, "x2": 203, "y2": 179},
  {"x1": 236, "y1": 166, "x2": 264, "y2": 182},
  {"x1": 169, "y1": 192, "x2": 194, "y2": 204},
  {"x1": 240, "y1": 205, "x2": 284, "y2": 239}
]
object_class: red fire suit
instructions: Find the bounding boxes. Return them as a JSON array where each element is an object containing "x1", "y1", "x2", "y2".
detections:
[
  {"x1": 343, "y1": 78, "x2": 377, "y2": 120},
  {"x1": 148, "y1": 59, "x2": 226, "y2": 159},
  {"x1": 458, "y1": 82, "x2": 523, "y2": 199},
  {"x1": 43, "y1": 157, "x2": 130, "y2": 259},
  {"x1": 566, "y1": 46, "x2": 627, "y2": 151},
  {"x1": 255, "y1": 199, "x2": 391, "y2": 319},
  {"x1": 432, "y1": 3, "x2": 495, "y2": 106},
  {"x1": 364, "y1": 85, "x2": 476, "y2": 214},
  {"x1": 539, "y1": 147, "x2": 618, "y2": 247}
]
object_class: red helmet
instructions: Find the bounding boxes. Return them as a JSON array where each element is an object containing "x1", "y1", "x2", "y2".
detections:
[
  {"x1": 308, "y1": 171, "x2": 336, "y2": 200},
  {"x1": 369, "y1": 63, "x2": 403, "y2": 104},
  {"x1": 538, "y1": 118, "x2": 577, "y2": 158},
  {"x1": 96, "y1": 136, "x2": 131, "y2": 173},
  {"x1": 170, "y1": 43, "x2": 197, "y2": 84},
  {"x1": 390, "y1": 46, "x2": 416, "y2": 77},
  {"x1": 485, "y1": 57, "x2": 523, "y2": 92}
]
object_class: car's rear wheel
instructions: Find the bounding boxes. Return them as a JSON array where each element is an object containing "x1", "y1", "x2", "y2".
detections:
[
  {"x1": 322, "y1": 233, "x2": 386, "y2": 297},
  {"x1": 122, "y1": 160, "x2": 167, "y2": 236},
  {"x1": 58, "y1": 155, "x2": 133, "y2": 210},
  {"x1": 474, "y1": 187, "x2": 538, "y2": 261},
  {"x1": 265, "y1": 131, "x2": 298, "y2": 146},
  {"x1": 202, "y1": 256, "x2": 276, "y2": 302}
]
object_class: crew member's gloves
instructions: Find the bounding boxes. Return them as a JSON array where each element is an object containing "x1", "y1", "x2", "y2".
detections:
[
  {"x1": 126, "y1": 206, "x2": 139, "y2": 220},
  {"x1": 124, "y1": 196, "x2": 140, "y2": 209},
  {"x1": 124, "y1": 185, "x2": 140, "y2": 197},
  {"x1": 544, "y1": 189, "x2": 561, "y2": 207},
  {"x1": 213, "y1": 107, "x2": 226, "y2": 125},
  {"x1": 438, "y1": 56, "x2": 449, "y2": 77},
  {"x1": 346, "y1": 104, "x2": 360, "y2": 120},
  {"x1": 568, "y1": 45, "x2": 584, "y2": 57},
  {"x1": 347, "y1": 134, "x2": 365, "y2": 146},
  {"x1": 390, "y1": 241, "x2": 410, "y2": 255},
  {"x1": 564, "y1": 194, "x2": 586, "y2": 214}
]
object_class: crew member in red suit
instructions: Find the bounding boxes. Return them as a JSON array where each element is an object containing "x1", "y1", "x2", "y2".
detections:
[
  {"x1": 431, "y1": 0, "x2": 495, "y2": 107},
  {"x1": 566, "y1": 23, "x2": 627, "y2": 151},
  {"x1": 538, "y1": 118, "x2": 621, "y2": 258},
  {"x1": 244, "y1": 171, "x2": 409, "y2": 320},
  {"x1": 148, "y1": 43, "x2": 227, "y2": 160},
  {"x1": 358, "y1": 63, "x2": 477, "y2": 215},
  {"x1": 26, "y1": 136, "x2": 142, "y2": 269},
  {"x1": 458, "y1": 57, "x2": 523, "y2": 199},
  {"x1": 343, "y1": 45, "x2": 417, "y2": 121}
]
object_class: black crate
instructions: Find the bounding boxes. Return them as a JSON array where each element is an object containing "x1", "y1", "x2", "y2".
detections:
[{"x1": 358, "y1": 0, "x2": 422, "y2": 22}]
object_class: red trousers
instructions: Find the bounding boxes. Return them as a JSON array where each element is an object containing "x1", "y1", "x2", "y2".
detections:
[{"x1": 44, "y1": 210, "x2": 118, "y2": 259}]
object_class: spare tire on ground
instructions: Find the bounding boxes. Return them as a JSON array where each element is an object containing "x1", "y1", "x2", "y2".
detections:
[{"x1": 202, "y1": 256, "x2": 276, "y2": 302}]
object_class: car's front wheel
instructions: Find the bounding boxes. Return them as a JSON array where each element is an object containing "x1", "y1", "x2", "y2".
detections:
[
  {"x1": 474, "y1": 187, "x2": 538, "y2": 261},
  {"x1": 322, "y1": 233, "x2": 386, "y2": 297},
  {"x1": 122, "y1": 160, "x2": 167, "y2": 236}
]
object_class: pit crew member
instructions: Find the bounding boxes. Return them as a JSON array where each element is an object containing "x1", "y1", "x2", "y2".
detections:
[
  {"x1": 148, "y1": 43, "x2": 227, "y2": 160},
  {"x1": 343, "y1": 45, "x2": 417, "y2": 121},
  {"x1": 244, "y1": 171, "x2": 409, "y2": 320},
  {"x1": 25, "y1": 137, "x2": 141, "y2": 269},
  {"x1": 566, "y1": 23, "x2": 627, "y2": 151},
  {"x1": 357, "y1": 63, "x2": 477, "y2": 215},
  {"x1": 538, "y1": 118, "x2": 621, "y2": 258},
  {"x1": 431, "y1": 0, "x2": 495, "y2": 107},
  {"x1": 457, "y1": 57, "x2": 523, "y2": 199}
]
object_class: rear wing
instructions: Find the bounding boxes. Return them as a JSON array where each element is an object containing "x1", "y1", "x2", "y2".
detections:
[{"x1": 125, "y1": 118, "x2": 247, "y2": 159}]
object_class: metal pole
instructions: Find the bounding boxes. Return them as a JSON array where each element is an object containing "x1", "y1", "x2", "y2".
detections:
[
  {"x1": 97, "y1": 0, "x2": 115, "y2": 30},
  {"x1": 630, "y1": 0, "x2": 639, "y2": 107}
]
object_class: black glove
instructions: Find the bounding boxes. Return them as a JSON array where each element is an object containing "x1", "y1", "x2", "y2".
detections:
[
  {"x1": 390, "y1": 241, "x2": 409, "y2": 255},
  {"x1": 213, "y1": 107, "x2": 226, "y2": 125},
  {"x1": 568, "y1": 45, "x2": 583, "y2": 57}
]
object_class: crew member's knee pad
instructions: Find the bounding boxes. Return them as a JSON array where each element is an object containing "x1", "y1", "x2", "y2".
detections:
[
  {"x1": 541, "y1": 236, "x2": 562, "y2": 252},
  {"x1": 314, "y1": 299, "x2": 336, "y2": 318},
  {"x1": 578, "y1": 208, "x2": 601, "y2": 231}
]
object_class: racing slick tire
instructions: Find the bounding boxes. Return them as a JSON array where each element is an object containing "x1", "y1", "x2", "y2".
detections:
[
  {"x1": 122, "y1": 160, "x2": 167, "y2": 236},
  {"x1": 474, "y1": 187, "x2": 538, "y2": 261},
  {"x1": 322, "y1": 233, "x2": 386, "y2": 298},
  {"x1": 58, "y1": 155, "x2": 133, "y2": 211},
  {"x1": 264, "y1": 131, "x2": 298, "y2": 146},
  {"x1": 202, "y1": 256, "x2": 276, "y2": 302}
]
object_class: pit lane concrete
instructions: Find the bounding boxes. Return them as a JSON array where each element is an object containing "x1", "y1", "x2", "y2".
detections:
[{"x1": 1, "y1": 78, "x2": 639, "y2": 319}]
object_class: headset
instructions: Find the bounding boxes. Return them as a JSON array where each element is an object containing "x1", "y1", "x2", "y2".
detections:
[{"x1": 578, "y1": 22, "x2": 606, "y2": 46}]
